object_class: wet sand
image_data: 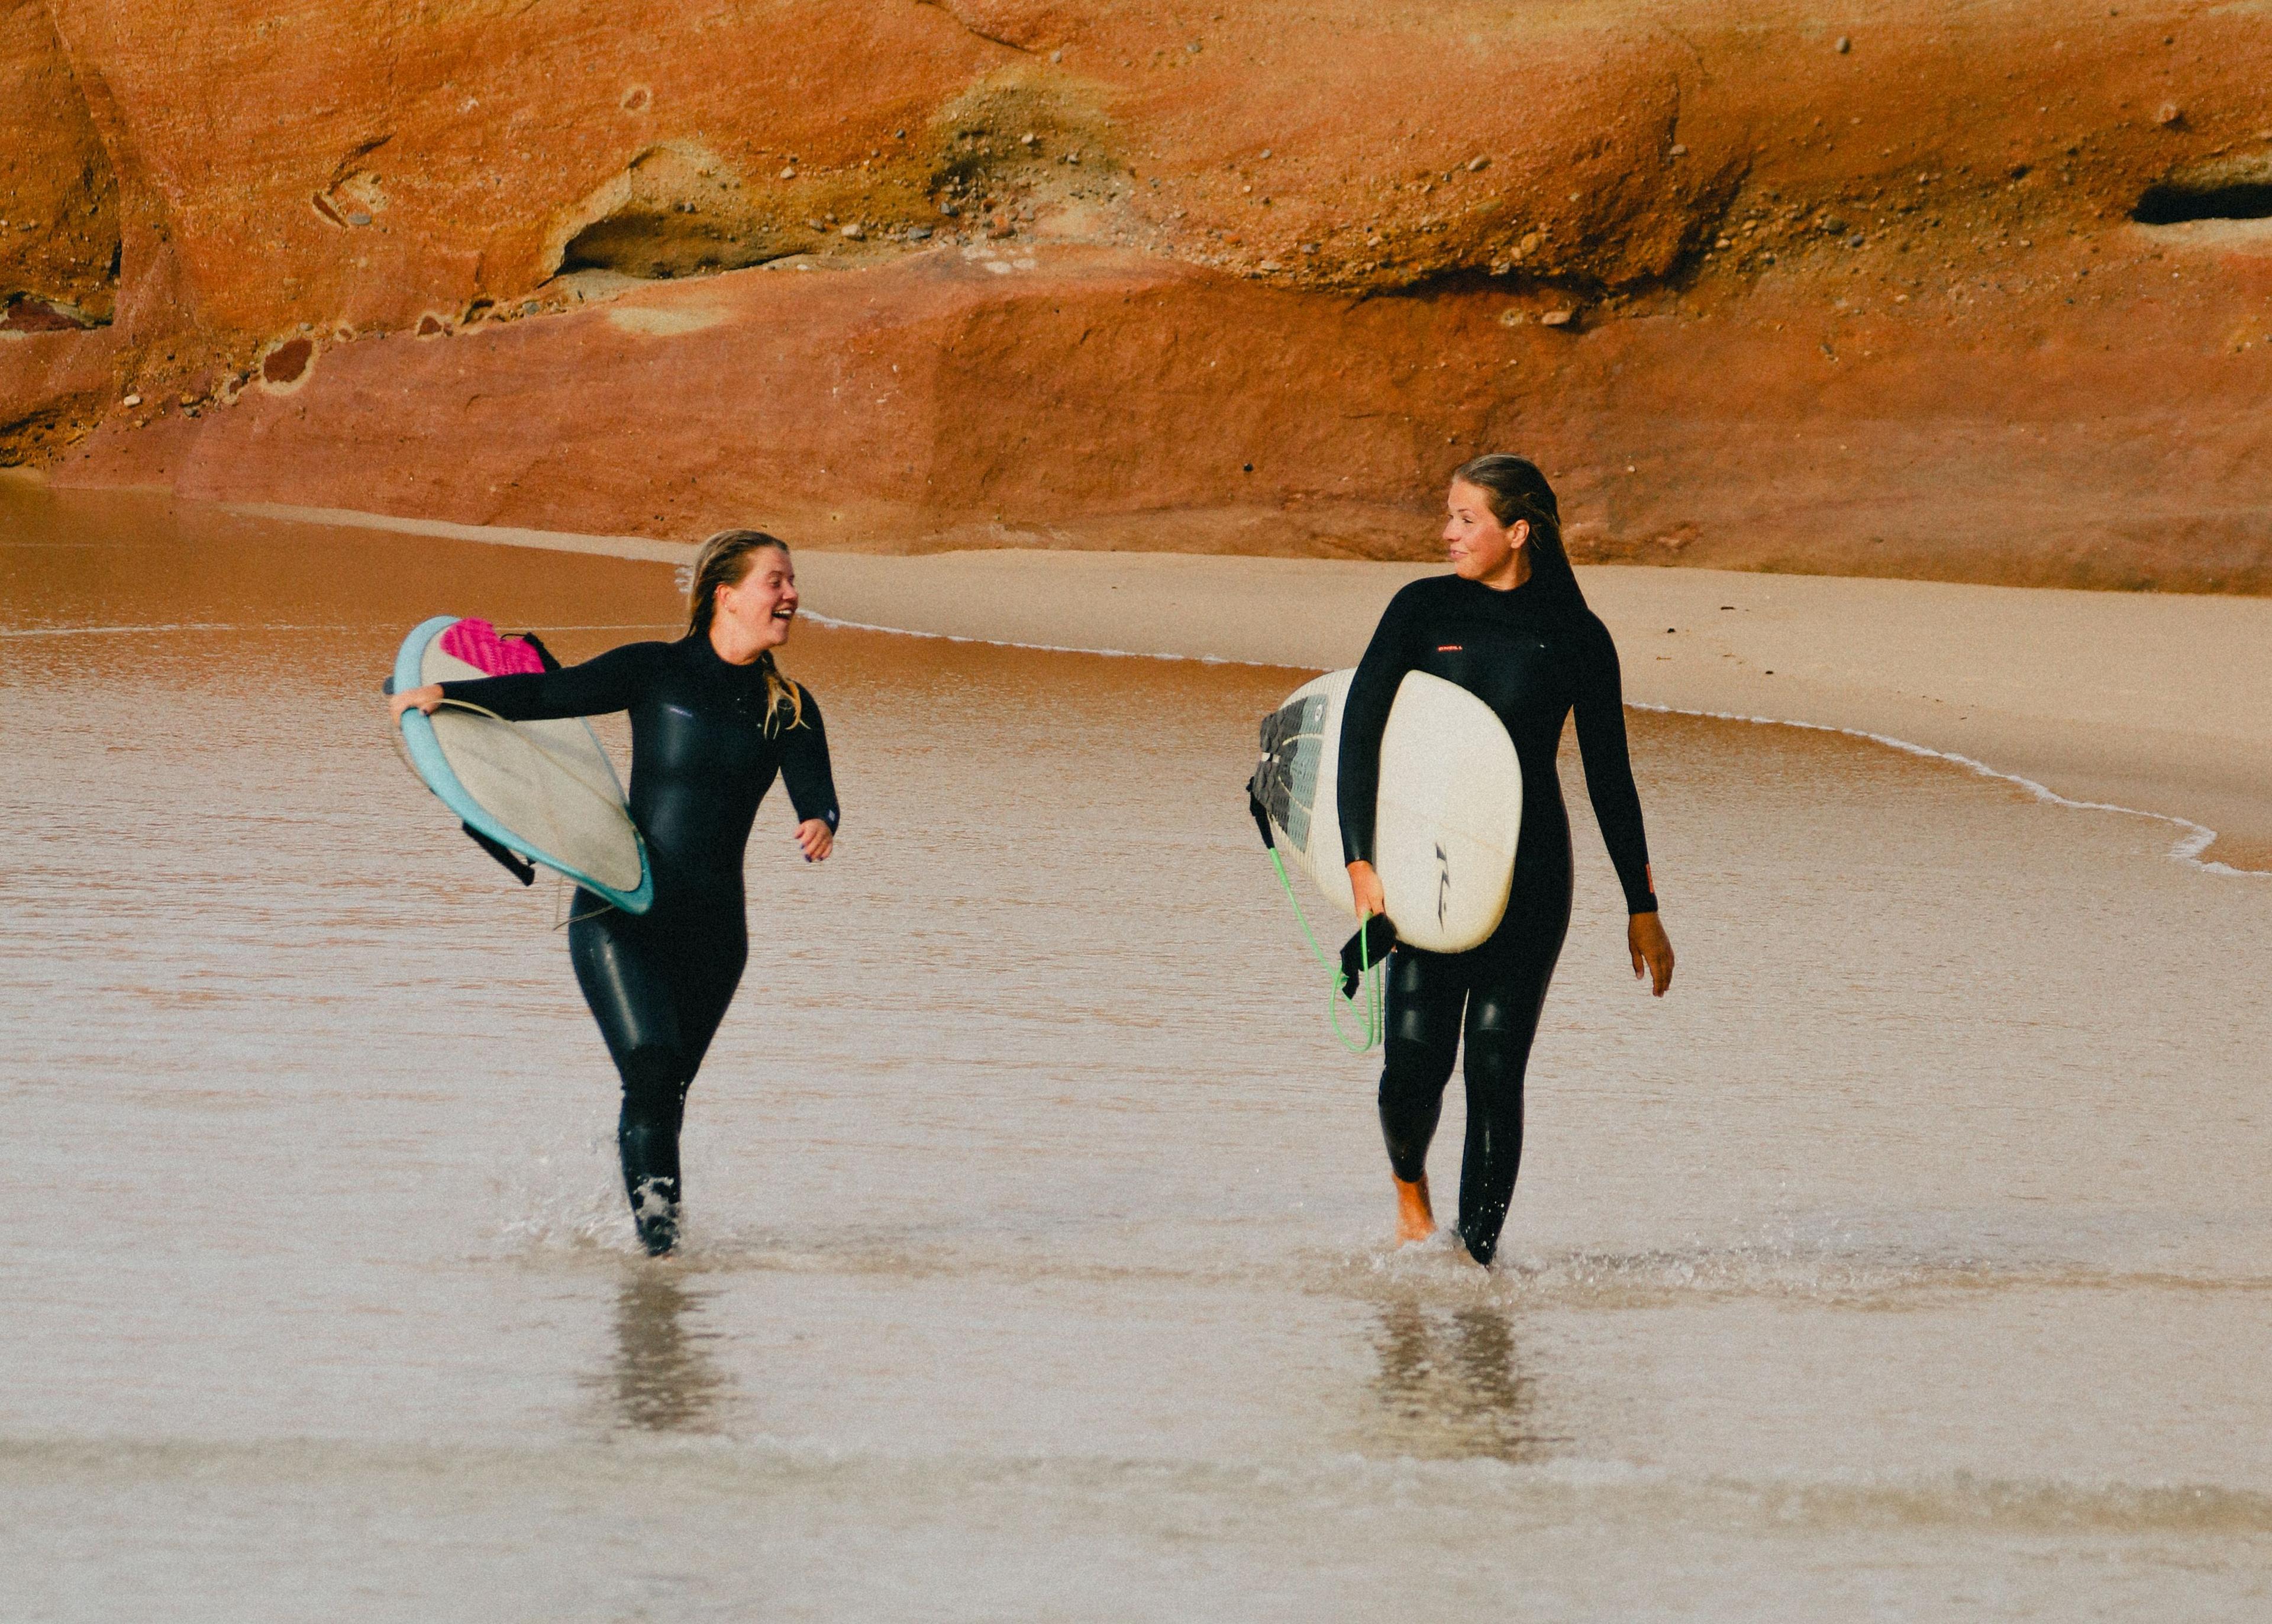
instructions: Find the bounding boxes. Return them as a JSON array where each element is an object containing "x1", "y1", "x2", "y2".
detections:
[
  {"x1": 210, "y1": 493, "x2": 2272, "y2": 870},
  {"x1": 7, "y1": 488, "x2": 2272, "y2": 1617}
]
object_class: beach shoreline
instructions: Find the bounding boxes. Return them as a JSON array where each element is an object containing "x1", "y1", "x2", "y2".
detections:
[{"x1": 183, "y1": 498, "x2": 2272, "y2": 874}]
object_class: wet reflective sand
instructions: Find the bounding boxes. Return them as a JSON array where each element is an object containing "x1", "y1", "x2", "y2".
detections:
[{"x1": 6, "y1": 486, "x2": 2271, "y2": 1619}]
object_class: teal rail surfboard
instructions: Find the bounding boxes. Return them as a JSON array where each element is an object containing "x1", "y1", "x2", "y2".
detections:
[{"x1": 392, "y1": 615, "x2": 654, "y2": 913}]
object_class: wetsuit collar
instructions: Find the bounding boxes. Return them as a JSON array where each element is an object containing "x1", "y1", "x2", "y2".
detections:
[
  {"x1": 1453, "y1": 569, "x2": 1537, "y2": 599},
  {"x1": 687, "y1": 631, "x2": 770, "y2": 681}
]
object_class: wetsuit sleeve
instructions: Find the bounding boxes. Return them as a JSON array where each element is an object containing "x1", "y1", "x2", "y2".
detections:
[
  {"x1": 776, "y1": 687, "x2": 841, "y2": 832},
  {"x1": 1571, "y1": 614, "x2": 1660, "y2": 913},
  {"x1": 1337, "y1": 586, "x2": 1424, "y2": 867},
  {"x1": 436, "y1": 641, "x2": 666, "y2": 721}
]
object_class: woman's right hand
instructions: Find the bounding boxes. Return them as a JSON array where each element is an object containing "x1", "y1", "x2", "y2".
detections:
[
  {"x1": 1347, "y1": 860, "x2": 1385, "y2": 918},
  {"x1": 390, "y1": 683, "x2": 444, "y2": 720}
]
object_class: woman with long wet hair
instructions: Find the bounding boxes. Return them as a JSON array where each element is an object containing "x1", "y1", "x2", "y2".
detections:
[
  {"x1": 1338, "y1": 456, "x2": 1673, "y2": 1265},
  {"x1": 392, "y1": 531, "x2": 839, "y2": 1254}
]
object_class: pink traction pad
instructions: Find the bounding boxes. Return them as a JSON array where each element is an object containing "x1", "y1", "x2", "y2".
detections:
[{"x1": 437, "y1": 618, "x2": 547, "y2": 677}]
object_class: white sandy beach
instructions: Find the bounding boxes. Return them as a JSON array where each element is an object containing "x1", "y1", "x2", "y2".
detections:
[
  {"x1": 224, "y1": 501, "x2": 2272, "y2": 870},
  {"x1": 789, "y1": 547, "x2": 2272, "y2": 872}
]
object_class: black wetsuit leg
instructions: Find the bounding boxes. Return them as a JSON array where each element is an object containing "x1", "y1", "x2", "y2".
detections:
[
  {"x1": 1380, "y1": 954, "x2": 1463, "y2": 1183},
  {"x1": 1376, "y1": 857, "x2": 1573, "y2": 1267},
  {"x1": 569, "y1": 893, "x2": 749, "y2": 1254},
  {"x1": 1450, "y1": 922, "x2": 1564, "y2": 1264}
]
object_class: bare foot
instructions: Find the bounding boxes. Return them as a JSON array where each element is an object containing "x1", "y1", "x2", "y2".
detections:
[{"x1": 1393, "y1": 1174, "x2": 1435, "y2": 1245}]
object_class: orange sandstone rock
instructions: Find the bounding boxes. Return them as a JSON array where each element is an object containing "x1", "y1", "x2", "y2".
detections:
[{"x1": 5, "y1": 1, "x2": 2271, "y2": 590}]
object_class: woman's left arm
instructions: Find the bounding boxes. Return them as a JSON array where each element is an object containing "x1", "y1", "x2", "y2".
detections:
[
  {"x1": 777, "y1": 687, "x2": 840, "y2": 862},
  {"x1": 1571, "y1": 616, "x2": 1674, "y2": 995}
]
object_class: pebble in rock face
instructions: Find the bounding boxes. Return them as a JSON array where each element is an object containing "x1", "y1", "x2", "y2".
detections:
[
  {"x1": 1835, "y1": 34, "x2": 1851, "y2": 52},
  {"x1": 841, "y1": 222, "x2": 864, "y2": 240}
]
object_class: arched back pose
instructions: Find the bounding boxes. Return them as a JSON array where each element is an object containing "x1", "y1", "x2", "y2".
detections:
[
  {"x1": 391, "y1": 531, "x2": 839, "y2": 1254},
  {"x1": 1340, "y1": 457, "x2": 1674, "y2": 1265}
]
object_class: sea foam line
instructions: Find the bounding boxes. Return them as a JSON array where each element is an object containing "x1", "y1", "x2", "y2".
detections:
[
  {"x1": 1628, "y1": 699, "x2": 2261, "y2": 878},
  {"x1": 0, "y1": 621, "x2": 260, "y2": 637},
  {"x1": 805, "y1": 611, "x2": 2264, "y2": 880},
  {"x1": 799, "y1": 611, "x2": 1260, "y2": 666}
]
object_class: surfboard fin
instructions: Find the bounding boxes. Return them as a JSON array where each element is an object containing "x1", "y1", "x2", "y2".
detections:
[
  {"x1": 460, "y1": 822, "x2": 537, "y2": 887},
  {"x1": 1338, "y1": 915, "x2": 1398, "y2": 997},
  {"x1": 1246, "y1": 780, "x2": 1277, "y2": 850}
]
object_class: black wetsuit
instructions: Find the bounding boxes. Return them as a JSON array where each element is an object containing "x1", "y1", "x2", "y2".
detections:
[
  {"x1": 1338, "y1": 574, "x2": 1656, "y2": 1265},
  {"x1": 441, "y1": 634, "x2": 840, "y2": 1252}
]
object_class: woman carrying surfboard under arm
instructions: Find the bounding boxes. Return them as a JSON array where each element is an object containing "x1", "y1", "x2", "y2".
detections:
[
  {"x1": 391, "y1": 531, "x2": 838, "y2": 1255},
  {"x1": 1340, "y1": 456, "x2": 1674, "y2": 1264}
]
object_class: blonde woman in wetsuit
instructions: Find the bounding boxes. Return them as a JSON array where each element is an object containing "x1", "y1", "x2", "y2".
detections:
[
  {"x1": 1338, "y1": 456, "x2": 1675, "y2": 1264},
  {"x1": 392, "y1": 531, "x2": 838, "y2": 1254}
]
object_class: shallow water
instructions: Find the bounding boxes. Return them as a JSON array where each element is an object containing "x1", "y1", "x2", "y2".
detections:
[{"x1": 5, "y1": 488, "x2": 2271, "y2": 1619}]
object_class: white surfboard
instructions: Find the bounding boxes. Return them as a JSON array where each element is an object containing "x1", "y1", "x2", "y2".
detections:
[{"x1": 1250, "y1": 669, "x2": 1522, "y2": 953}]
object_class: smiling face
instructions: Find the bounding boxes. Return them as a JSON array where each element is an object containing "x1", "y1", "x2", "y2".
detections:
[
  {"x1": 714, "y1": 545, "x2": 799, "y2": 651},
  {"x1": 1442, "y1": 478, "x2": 1531, "y2": 587}
]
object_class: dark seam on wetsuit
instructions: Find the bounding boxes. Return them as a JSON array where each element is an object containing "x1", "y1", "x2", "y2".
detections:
[
  {"x1": 441, "y1": 634, "x2": 839, "y2": 1248},
  {"x1": 1335, "y1": 573, "x2": 1657, "y2": 1264}
]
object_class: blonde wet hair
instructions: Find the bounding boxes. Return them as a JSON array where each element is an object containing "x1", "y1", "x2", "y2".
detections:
[{"x1": 685, "y1": 528, "x2": 806, "y2": 732}]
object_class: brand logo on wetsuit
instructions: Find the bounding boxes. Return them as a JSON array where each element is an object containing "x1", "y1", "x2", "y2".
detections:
[
  {"x1": 1434, "y1": 841, "x2": 1450, "y2": 927},
  {"x1": 1436, "y1": 644, "x2": 1463, "y2": 652}
]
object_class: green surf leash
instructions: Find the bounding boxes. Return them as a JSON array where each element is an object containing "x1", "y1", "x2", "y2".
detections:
[{"x1": 1267, "y1": 847, "x2": 1385, "y2": 1054}]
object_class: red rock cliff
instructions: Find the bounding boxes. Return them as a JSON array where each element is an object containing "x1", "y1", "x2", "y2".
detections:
[{"x1": 4, "y1": 1, "x2": 2269, "y2": 588}]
